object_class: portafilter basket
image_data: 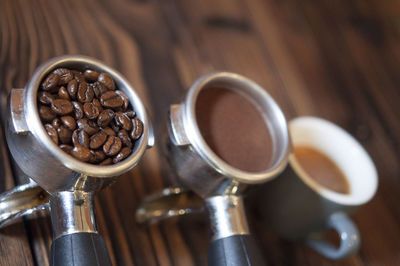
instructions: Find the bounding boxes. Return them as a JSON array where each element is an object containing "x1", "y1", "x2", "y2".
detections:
[
  {"x1": 136, "y1": 72, "x2": 291, "y2": 266},
  {"x1": 0, "y1": 55, "x2": 154, "y2": 266}
]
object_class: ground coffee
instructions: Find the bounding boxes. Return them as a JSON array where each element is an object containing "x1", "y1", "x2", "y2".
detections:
[{"x1": 196, "y1": 87, "x2": 272, "y2": 172}]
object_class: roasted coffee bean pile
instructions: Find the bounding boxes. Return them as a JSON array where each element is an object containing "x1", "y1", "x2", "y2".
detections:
[{"x1": 38, "y1": 68, "x2": 144, "y2": 165}]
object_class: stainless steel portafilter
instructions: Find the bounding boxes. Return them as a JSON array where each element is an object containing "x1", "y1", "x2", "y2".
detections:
[
  {"x1": 136, "y1": 72, "x2": 291, "y2": 266},
  {"x1": 0, "y1": 55, "x2": 154, "y2": 266}
]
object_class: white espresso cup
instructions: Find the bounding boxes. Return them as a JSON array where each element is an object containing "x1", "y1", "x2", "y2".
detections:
[{"x1": 252, "y1": 116, "x2": 378, "y2": 259}]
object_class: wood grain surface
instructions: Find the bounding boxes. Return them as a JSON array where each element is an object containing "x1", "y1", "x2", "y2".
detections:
[{"x1": 1, "y1": 0, "x2": 400, "y2": 265}]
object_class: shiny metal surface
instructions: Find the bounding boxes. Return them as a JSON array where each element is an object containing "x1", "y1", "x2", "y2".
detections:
[
  {"x1": 205, "y1": 195, "x2": 250, "y2": 240},
  {"x1": 50, "y1": 191, "x2": 96, "y2": 239},
  {"x1": 0, "y1": 181, "x2": 49, "y2": 228},
  {"x1": 9, "y1": 88, "x2": 29, "y2": 134},
  {"x1": 135, "y1": 187, "x2": 204, "y2": 224},
  {"x1": 167, "y1": 71, "x2": 291, "y2": 197},
  {"x1": 6, "y1": 55, "x2": 154, "y2": 193},
  {"x1": 169, "y1": 104, "x2": 190, "y2": 146},
  {"x1": 2, "y1": 56, "x2": 153, "y2": 243},
  {"x1": 137, "y1": 72, "x2": 289, "y2": 246}
]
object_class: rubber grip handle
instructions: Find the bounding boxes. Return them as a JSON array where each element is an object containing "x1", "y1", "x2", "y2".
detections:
[
  {"x1": 208, "y1": 234, "x2": 266, "y2": 266},
  {"x1": 50, "y1": 232, "x2": 112, "y2": 266}
]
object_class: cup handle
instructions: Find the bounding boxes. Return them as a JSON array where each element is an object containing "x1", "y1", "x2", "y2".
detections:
[{"x1": 305, "y1": 212, "x2": 360, "y2": 259}]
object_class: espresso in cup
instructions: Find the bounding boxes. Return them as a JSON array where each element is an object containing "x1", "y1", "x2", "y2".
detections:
[
  {"x1": 293, "y1": 146, "x2": 350, "y2": 194},
  {"x1": 250, "y1": 116, "x2": 378, "y2": 260},
  {"x1": 196, "y1": 87, "x2": 272, "y2": 172}
]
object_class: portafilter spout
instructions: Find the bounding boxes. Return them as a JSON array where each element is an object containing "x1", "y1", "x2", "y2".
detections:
[{"x1": 1, "y1": 55, "x2": 154, "y2": 266}]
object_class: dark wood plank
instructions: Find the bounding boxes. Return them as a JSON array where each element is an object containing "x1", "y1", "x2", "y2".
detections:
[
  {"x1": 0, "y1": 122, "x2": 35, "y2": 266},
  {"x1": 0, "y1": 0, "x2": 399, "y2": 265}
]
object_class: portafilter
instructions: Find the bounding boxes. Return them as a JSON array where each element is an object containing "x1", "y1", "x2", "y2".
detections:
[
  {"x1": 136, "y1": 72, "x2": 291, "y2": 266},
  {"x1": 0, "y1": 55, "x2": 154, "y2": 266}
]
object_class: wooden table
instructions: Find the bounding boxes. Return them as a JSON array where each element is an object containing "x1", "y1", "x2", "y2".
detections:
[{"x1": 1, "y1": 0, "x2": 399, "y2": 265}]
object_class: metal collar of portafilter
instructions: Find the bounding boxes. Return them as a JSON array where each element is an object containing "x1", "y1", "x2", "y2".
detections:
[
  {"x1": 168, "y1": 71, "x2": 290, "y2": 196},
  {"x1": 0, "y1": 55, "x2": 154, "y2": 266}
]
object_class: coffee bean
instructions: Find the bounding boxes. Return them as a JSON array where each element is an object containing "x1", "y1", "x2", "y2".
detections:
[
  {"x1": 98, "y1": 73, "x2": 115, "y2": 90},
  {"x1": 53, "y1": 68, "x2": 73, "y2": 84},
  {"x1": 115, "y1": 90, "x2": 129, "y2": 110},
  {"x1": 92, "y1": 81, "x2": 108, "y2": 98},
  {"x1": 72, "y1": 101, "x2": 84, "y2": 120},
  {"x1": 73, "y1": 70, "x2": 85, "y2": 83},
  {"x1": 89, "y1": 150, "x2": 106, "y2": 163},
  {"x1": 67, "y1": 79, "x2": 78, "y2": 99},
  {"x1": 115, "y1": 112, "x2": 132, "y2": 131},
  {"x1": 113, "y1": 107, "x2": 124, "y2": 113},
  {"x1": 77, "y1": 82, "x2": 94, "y2": 103},
  {"x1": 58, "y1": 86, "x2": 70, "y2": 100},
  {"x1": 84, "y1": 101, "x2": 101, "y2": 120},
  {"x1": 102, "y1": 127, "x2": 116, "y2": 136},
  {"x1": 45, "y1": 124, "x2": 58, "y2": 145},
  {"x1": 77, "y1": 118, "x2": 99, "y2": 136},
  {"x1": 84, "y1": 69, "x2": 100, "y2": 82},
  {"x1": 38, "y1": 91, "x2": 54, "y2": 105},
  {"x1": 59, "y1": 144, "x2": 73, "y2": 154},
  {"x1": 61, "y1": 116, "x2": 76, "y2": 131},
  {"x1": 39, "y1": 105, "x2": 56, "y2": 122},
  {"x1": 118, "y1": 129, "x2": 132, "y2": 148},
  {"x1": 100, "y1": 91, "x2": 123, "y2": 108},
  {"x1": 71, "y1": 129, "x2": 78, "y2": 145},
  {"x1": 91, "y1": 83, "x2": 100, "y2": 98},
  {"x1": 88, "y1": 120, "x2": 100, "y2": 134},
  {"x1": 71, "y1": 145, "x2": 91, "y2": 162},
  {"x1": 72, "y1": 129, "x2": 89, "y2": 148},
  {"x1": 89, "y1": 131, "x2": 107, "y2": 149},
  {"x1": 103, "y1": 135, "x2": 122, "y2": 156},
  {"x1": 93, "y1": 98, "x2": 103, "y2": 112},
  {"x1": 125, "y1": 110, "x2": 136, "y2": 118},
  {"x1": 97, "y1": 109, "x2": 114, "y2": 127},
  {"x1": 77, "y1": 129, "x2": 90, "y2": 148},
  {"x1": 99, "y1": 158, "x2": 112, "y2": 165},
  {"x1": 57, "y1": 126, "x2": 72, "y2": 144},
  {"x1": 131, "y1": 117, "x2": 143, "y2": 140},
  {"x1": 110, "y1": 120, "x2": 120, "y2": 133},
  {"x1": 51, "y1": 99, "x2": 73, "y2": 115},
  {"x1": 113, "y1": 147, "x2": 132, "y2": 163},
  {"x1": 52, "y1": 118, "x2": 61, "y2": 129},
  {"x1": 42, "y1": 73, "x2": 60, "y2": 91}
]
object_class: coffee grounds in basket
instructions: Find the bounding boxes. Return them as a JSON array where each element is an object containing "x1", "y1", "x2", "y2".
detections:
[{"x1": 196, "y1": 87, "x2": 272, "y2": 172}]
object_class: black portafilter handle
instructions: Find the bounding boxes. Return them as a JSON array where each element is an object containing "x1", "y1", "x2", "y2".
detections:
[
  {"x1": 49, "y1": 192, "x2": 112, "y2": 266},
  {"x1": 51, "y1": 232, "x2": 112, "y2": 266},
  {"x1": 209, "y1": 234, "x2": 266, "y2": 266},
  {"x1": 206, "y1": 195, "x2": 266, "y2": 266}
]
